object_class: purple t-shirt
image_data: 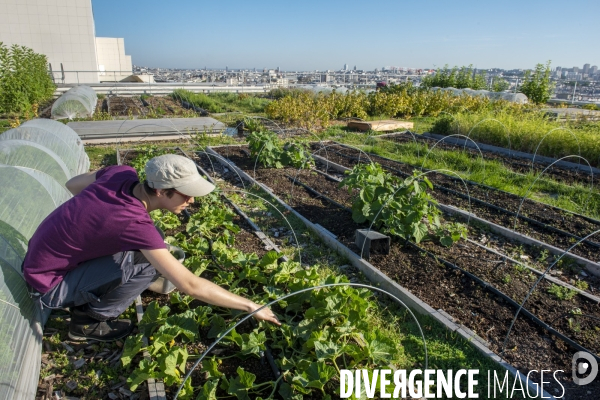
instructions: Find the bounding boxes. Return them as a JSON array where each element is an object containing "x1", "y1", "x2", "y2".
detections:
[{"x1": 23, "y1": 165, "x2": 166, "y2": 293}]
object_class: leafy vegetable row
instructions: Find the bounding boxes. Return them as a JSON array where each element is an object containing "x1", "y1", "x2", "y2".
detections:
[{"x1": 121, "y1": 152, "x2": 413, "y2": 400}]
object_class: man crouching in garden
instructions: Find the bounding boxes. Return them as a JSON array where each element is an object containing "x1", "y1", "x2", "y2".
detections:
[{"x1": 23, "y1": 154, "x2": 279, "y2": 342}]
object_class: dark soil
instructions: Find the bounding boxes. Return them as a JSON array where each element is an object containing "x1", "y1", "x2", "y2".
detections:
[
  {"x1": 107, "y1": 96, "x2": 144, "y2": 116},
  {"x1": 212, "y1": 145, "x2": 600, "y2": 398}
]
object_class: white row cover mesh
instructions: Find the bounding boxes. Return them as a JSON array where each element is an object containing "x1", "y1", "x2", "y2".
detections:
[
  {"x1": 51, "y1": 85, "x2": 97, "y2": 120},
  {"x1": 0, "y1": 140, "x2": 70, "y2": 184},
  {"x1": 0, "y1": 117, "x2": 87, "y2": 400},
  {"x1": 0, "y1": 222, "x2": 26, "y2": 276},
  {"x1": 0, "y1": 259, "x2": 44, "y2": 400},
  {"x1": 431, "y1": 87, "x2": 528, "y2": 103},
  {"x1": 1, "y1": 126, "x2": 85, "y2": 177},
  {"x1": 21, "y1": 119, "x2": 90, "y2": 174},
  {"x1": 0, "y1": 166, "x2": 71, "y2": 241}
]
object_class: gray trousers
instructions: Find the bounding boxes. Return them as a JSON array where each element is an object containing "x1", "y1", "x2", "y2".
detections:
[{"x1": 40, "y1": 251, "x2": 157, "y2": 320}]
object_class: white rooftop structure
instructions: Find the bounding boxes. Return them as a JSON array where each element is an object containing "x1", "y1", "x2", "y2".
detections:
[{"x1": 0, "y1": 0, "x2": 133, "y2": 84}]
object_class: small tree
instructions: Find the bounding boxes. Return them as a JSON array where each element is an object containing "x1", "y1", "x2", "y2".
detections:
[
  {"x1": 519, "y1": 61, "x2": 555, "y2": 104},
  {"x1": 0, "y1": 42, "x2": 55, "y2": 115},
  {"x1": 491, "y1": 77, "x2": 510, "y2": 92}
]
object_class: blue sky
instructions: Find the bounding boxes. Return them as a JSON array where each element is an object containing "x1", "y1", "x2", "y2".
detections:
[{"x1": 91, "y1": 0, "x2": 599, "y2": 71}]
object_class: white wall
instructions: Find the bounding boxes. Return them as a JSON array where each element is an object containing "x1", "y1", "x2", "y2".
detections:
[
  {"x1": 95, "y1": 37, "x2": 133, "y2": 82},
  {"x1": 0, "y1": 0, "x2": 99, "y2": 84}
]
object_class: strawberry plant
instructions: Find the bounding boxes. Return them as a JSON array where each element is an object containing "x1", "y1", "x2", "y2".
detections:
[{"x1": 340, "y1": 162, "x2": 466, "y2": 246}]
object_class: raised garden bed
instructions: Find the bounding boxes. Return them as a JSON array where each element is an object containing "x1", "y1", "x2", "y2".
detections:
[
  {"x1": 376, "y1": 131, "x2": 598, "y2": 186},
  {"x1": 311, "y1": 142, "x2": 600, "y2": 267},
  {"x1": 112, "y1": 147, "x2": 456, "y2": 400},
  {"x1": 207, "y1": 144, "x2": 600, "y2": 398}
]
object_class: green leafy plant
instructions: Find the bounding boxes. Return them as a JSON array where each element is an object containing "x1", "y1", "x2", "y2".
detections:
[
  {"x1": 247, "y1": 130, "x2": 284, "y2": 168},
  {"x1": 574, "y1": 280, "x2": 589, "y2": 291},
  {"x1": 241, "y1": 117, "x2": 264, "y2": 134},
  {"x1": 519, "y1": 61, "x2": 555, "y2": 105},
  {"x1": 421, "y1": 65, "x2": 487, "y2": 90},
  {"x1": 0, "y1": 42, "x2": 55, "y2": 115},
  {"x1": 247, "y1": 131, "x2": 314, "y2": 170},
  {"x1": 281, "y1": 141, "x2": 315, "y2": 169},
  {"x1": 339, "y1": 162, "x2": 466, "y2": 246},
  {"x1": 547, "y1": 283, "x2": 577, "y2": 301},
  {"x1": 491, "y1": 77, "x2": 510, "y2": 92}
]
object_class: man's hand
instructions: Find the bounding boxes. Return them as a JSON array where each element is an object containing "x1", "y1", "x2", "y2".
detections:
[{"x1": 248, "y1": 303, "x2": 281, "y2": 326}]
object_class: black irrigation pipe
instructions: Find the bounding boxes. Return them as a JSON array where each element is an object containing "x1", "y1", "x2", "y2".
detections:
[
  {"x1": 249, "y1": 318, "x2": 282, "y2": 381},
  {"x1": 284, "y1": 174, "x2": 352, "y2": 213},
  {"x1": 408, "y1": 240, "x2": 600, "y2": 364},
  {"x1": 332, "y1": 141, "x2": 600, "y2": 227},
  {"x1": 323, "y1": 146, "x2": 600, "y2": 250},
  {"x1": 286, "y1": 173, "x2": 600, "y2": 363}
]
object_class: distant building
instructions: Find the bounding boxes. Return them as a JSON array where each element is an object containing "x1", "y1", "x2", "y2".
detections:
[
  {"x1": 583, "y1": 63, "x2": 590, "y2": 74},
  {"x1": 0, "y1": 0, "x2": 133, "y2": 84},
  {"x1": 591, "y1": 66, "x2": 598, "y2": 75}
]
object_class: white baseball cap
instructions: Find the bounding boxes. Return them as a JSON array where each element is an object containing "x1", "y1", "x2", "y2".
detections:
[{"x1": 145, "y1": 154, "x2": 215, "y2": 197}]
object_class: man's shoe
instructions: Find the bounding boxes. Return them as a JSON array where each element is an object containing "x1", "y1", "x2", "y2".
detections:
[{"x1": 68, "y1": 308, "x2": 133, "y2": 342}]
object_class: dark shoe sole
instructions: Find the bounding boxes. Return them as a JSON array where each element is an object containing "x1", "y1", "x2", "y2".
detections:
[{"x1": 68, "y1": 327, "x2": 132, "y2": 342}]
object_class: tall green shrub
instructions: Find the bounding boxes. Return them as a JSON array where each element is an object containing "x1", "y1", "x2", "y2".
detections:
[
  {"x1": 421, "y1": 65, "x2": 487, "y2": 90},
  {"x1": 0, "y1": 42, "x2": 55, "y2": 115},
  {"x1": 519, "y1": 61, "x2": 555, "y2": 105}
]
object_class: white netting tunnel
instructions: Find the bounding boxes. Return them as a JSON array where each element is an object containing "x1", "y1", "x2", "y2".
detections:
[
  {"x1": 21, "y1": 119, "x2": 90, "y2": 173},
  {"x1": 51, "y1": 85, "x2": 97, "y2": 120},
  {"x1": 0, "y1": 258, "x2": 44, "y2": 400},
  {"x1": 1, "y1": 124, "x2": 89, "y2": 177},
  {"x1": 0, "y1": 117, "x2": 88, "y2": 399},
  {"x1": 431, "y1": 87, "x2": 528, "y2": 103},
  {"x1": 0, "y1": 140, "x2": 71, "y2": 185},
  {"x1": 0, "y1": 166, "x2": 71, "y2": 243}
]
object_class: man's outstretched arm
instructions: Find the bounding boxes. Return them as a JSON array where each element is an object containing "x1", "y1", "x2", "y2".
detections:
[{"x1": 142, "y1": 248, "x2": 281, "y2": 325}]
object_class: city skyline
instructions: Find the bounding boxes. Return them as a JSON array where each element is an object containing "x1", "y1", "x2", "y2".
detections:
[{"x1": 91, "y1": 0, "x2": 599, "y2": 71}]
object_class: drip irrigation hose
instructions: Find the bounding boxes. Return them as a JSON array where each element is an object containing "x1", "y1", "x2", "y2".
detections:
[
  {"x1": 284, "y1": 176, "x2": 600, "y2": 364},
  {"x1": 326, "y1": 147, "x2": 600, "y2": 250},
  {"x1": 311, "y1": 167, "x2": 343, "y2": 182},
  {"x1": 502, "y1": 228, "x2": 600, "y2": 357},
  {"x1": 173, "y1": 283, "x2": 428, "y2": 399},
  {"x1": 284, "y1": 174, "x2": 352, "y2": 213},
  {"x1": 452, "y1": 254, "x2": 507, "y2": 275},
  {"x1": 206, "y1": 237, "x2": 228, "y2": 272},
  {"x1": 249, "y1": 318, "x2": 282, "y2": 380},
  {"x1": 188, "y1": 152, "x2": 289, "y2": 262},
  {"x1": 549, "y1": 312, "x2": 600, "y2": 326}
]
